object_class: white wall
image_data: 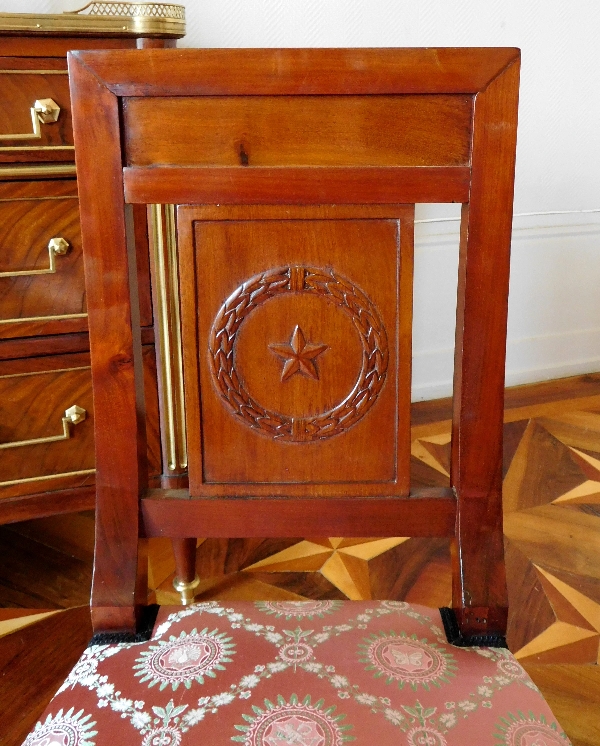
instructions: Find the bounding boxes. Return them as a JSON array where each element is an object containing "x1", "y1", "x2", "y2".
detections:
[{"x1": 7, "y1": 0, "x2": 600, "y2": 399}]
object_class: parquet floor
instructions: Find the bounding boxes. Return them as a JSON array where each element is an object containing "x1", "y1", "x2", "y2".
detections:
[{"x1": 1, "y1": 374, "x2": 600, "y2": 745}]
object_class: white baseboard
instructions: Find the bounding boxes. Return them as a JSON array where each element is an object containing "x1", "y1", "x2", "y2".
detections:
[
  {"x1": 412, "y1": 333, "x2": 600, "y2": 402},
  {"x1": 411, "y1": 211, "x2": 600, "y2": 401},
  {"x1": 505, "y1": 328, "x2": 600, "y2": 388}
]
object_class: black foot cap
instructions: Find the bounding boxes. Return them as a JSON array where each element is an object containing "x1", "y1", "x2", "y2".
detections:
[
  {"x1": 88, "y1": 604, "x2": 160, "y2": 646},
  {"x1": 440, "y1": 607, "x2": 508, "y2": 648}
]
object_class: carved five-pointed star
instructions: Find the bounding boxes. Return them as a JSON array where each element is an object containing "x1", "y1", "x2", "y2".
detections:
[{"x1": 269, "y1": 325, "x2": 328, "y2": 382}]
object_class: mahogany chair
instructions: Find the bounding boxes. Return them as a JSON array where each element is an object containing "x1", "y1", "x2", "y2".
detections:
[{"x1": 23, "y1": 48, "x2": 571, "y2": 745}]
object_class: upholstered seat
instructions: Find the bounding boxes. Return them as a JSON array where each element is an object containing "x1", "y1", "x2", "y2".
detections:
[
  {"x1": 20, "y1": 46, "x2": 570, "y2": 745},
  {"x1": 25, "y1": 600, "x2": 569, "y2": 745}
]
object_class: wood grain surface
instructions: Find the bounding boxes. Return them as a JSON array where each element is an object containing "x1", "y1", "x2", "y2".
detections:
[
  {"x1": 450, "y1": 57, "x2": 520, "y2": 636},
  {"x1": 0, "y1": 607, "x2": 92, "y2": 745},
  {"x1": 184, "y1": 216, "x2": 404, "y2": 492},
  {"x1": 0, "y1": 21, "x2": 166, "y2": 539},
  {"x1": 522, "y1": 664, "x2": 600, "y2": 746},
  {"x1": 69, "y1": 47, "x2": 520, "y2": 96},
  {"x1": 0, "y1": 345, "x2": 162, "y2": 502},
  {"x1": 123, "y1": 94, "x2": 472, "y2": 167},
  {"x1": 123, "y1": 165, "x2": 471, "y2": 205},
  {"x1": 69, "y1": 48, "x2": 520, "y2": 640},
  {"x1": 0, "y1": 181, "x2": 85, "y2": 340},
  {"x1": 70, "y1": 56, "x2": 146, "y2": 633},
  {"x1": 0, "y1": 66, "x2": 73, "y2": 164},
  {"x1": 0, "y1": 38, "x2": 137, "y2": 59},
  {"x1": 141, "y1": 490, "x2": 456, "y2": 538}
]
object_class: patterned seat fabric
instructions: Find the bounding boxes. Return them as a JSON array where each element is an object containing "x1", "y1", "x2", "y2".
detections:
[{"x1": 24, "y1": 600, "x2": 570, "y2": 746}]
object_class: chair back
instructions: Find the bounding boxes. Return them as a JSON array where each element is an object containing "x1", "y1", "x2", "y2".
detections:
[{"x1": 68, "y1": 48, "x2": 520, "y2": 640}]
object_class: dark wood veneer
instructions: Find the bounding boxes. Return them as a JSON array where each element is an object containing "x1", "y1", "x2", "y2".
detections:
[{"x1": 0, "y1": 25, "x2": 172, "y2": 525}]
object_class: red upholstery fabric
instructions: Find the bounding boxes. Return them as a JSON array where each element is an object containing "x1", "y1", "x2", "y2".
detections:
[{"x1": 24, "y1": 601, "x2": 570, "y2": 746}]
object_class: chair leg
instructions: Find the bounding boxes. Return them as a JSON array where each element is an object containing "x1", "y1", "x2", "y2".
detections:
[
  {"x1": 449, "y1": 532, "x2": 508, "y2": 647},
  {"x1": 171, "y1": 538, "x2": 200, "y2": 605}
]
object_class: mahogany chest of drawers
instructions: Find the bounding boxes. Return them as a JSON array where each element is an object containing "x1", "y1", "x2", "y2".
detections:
[{"x1": 0, "y1": 4, "x2": 185, "y2": 523}]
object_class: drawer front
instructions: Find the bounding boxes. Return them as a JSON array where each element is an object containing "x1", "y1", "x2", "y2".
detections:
[
  {"x1": 0, "y1": 190, "x2": 87, "y2": 339},
  {"x1": 0, "y1": 347, "x2": 162, "y2": 500},
  {"x1": 0, "y1": 356, "x2": 95, "y2": 497},
  {"x1": 0, "y1": 68, "x2": 74, "y2": 163},
  {"x1": 0, "y1": 181, "x2": 153, "y2": 338}
]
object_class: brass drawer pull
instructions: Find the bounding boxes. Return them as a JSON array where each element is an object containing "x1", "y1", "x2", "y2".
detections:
[
  {"x1": 0, "y1": 98, "x2": 61, "y2": 141},
  {"x1": 0, "y1": 237, "x2": 70, "y2": 278},
  {"x1": 0, "y1": 405, "x2": 86, "y2": 450}
]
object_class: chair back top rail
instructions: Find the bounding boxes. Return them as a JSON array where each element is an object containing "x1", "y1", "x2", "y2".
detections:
[{"x1": 69, "y1": 46, "x2": 520, "y2": 96}]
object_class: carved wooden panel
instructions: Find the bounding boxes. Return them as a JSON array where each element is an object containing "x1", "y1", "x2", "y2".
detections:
[
  {"x1": 208, "y1": 265, "x2": 389, "y2": 443},
  {"x1": 180, "y1": 211, "x2": 412, "y2": 496}
]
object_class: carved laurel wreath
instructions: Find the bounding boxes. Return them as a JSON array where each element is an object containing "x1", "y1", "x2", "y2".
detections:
[{"x1": 208, "y1": 266, "x2": 389, "y2": 442}]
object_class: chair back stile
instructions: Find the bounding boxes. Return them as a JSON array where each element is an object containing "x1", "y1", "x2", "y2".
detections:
[{"x1": 67, "y1": 48, "x2": 520, "y2": 641}]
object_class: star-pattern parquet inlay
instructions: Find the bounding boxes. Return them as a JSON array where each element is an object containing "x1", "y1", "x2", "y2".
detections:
[
  {"x1": 2, "y1": 377, "x2": 600, "y2": 746},
  {"x1": 150, "y1": 383, "x2": 600, "y2": 665}
]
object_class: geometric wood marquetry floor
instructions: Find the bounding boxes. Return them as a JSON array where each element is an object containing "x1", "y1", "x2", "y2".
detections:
[
  {"x1": 147, "y1": 375, "x2": 600, "y2": 668},
  {"x1": 411, "y1": 393, "x2": 600, "y2": 666},
  {"x1": 1, "y1": 373, "x2": 600, "y2": 744}
]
